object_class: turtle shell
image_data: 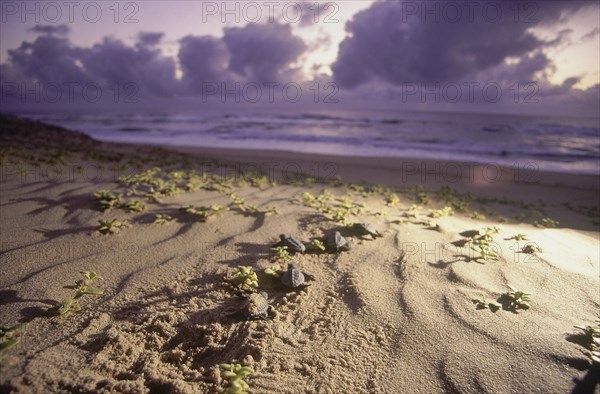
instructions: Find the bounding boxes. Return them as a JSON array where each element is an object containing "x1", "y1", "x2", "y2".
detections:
[
  {"x1": 279, "y1": 234, "x2": 306, "y2": 253},
  {"x1": 327, "y1": 231, "x2": 351, "y2": 252},
  {"x1": 242, "y1": 291, "x2": 270, "y2": 319},
  {"x1": 353, "y1": 223, "x2": 381, "y2": 237},
  {"x1": 281, "y1": 264, "x2": 305, "y2": 288}
]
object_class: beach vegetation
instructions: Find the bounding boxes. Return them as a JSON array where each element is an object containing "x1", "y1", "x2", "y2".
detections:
[
  {"x1": 0, "y1": 323, "x2": 24, "y2": 357},
  {"x1": 534, "y1": 217, "x2": 559, "y2": 228},
  {"x1": 218, "y1": 363, "x2": 254, "y2": 394},
  {"x1": 154, "y1": 214, "x2": 173, "y2": 224},
  {"x1": 499, "y1": 284, "x2": 532, "y2": 311},
  {"x1": 520, "y1": 244, "x2": 542, "y2": 255},
  {"x1": 506, "y1": 234, "x2": 528, "y2": 241},
  {"x1": 63, "y1": 271, "x2": 104, "y2": 298},
  {"x1": 472, "y1": 298, "x2": 501, "y2": 311},
  {"x1": 93, "y1": 190, "x2": 121, "y2": 211},
  {"x1": 126, "y1": 200, "x2": 145, "y2": 213},
  {"x1": 428, "y1": 206, "x2": 454, "y2": 218},
  {"x1": 308, "y1": 239, "x2": 326, "y2": 252},
  {"x1": 573, "y1": 320, "x2": 600, "y2": 363},
  {"x1": 264, "y1": 264, "x2": 282, "y2": 278},
  {"x1": 271, "y1": 246, "x2": 292, "y2": 262},
  {"x1": 46, "y1": 298, "x2": 81, "y2": 316},
  {"x1": 230, "y1": 266, "x2": 259, "y2": 290},
  {"x1": 97, "y1": 218, "x2": 128, "y2": 235}
]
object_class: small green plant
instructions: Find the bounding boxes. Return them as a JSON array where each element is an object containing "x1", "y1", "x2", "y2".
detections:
[
  {"x1": 428, "y1": 206, "x2": 454, "y2": 218},
  {"x1": 472, "y1": 298, "x2": 501, "y2": 312},
  {"x1": 520, "y1": 244, "x2": 542, "y2": 255},
  {"x1": 230, "y1": 266, "x2": 259, "y2": 290},
  {"x1": 499, "y1": 284, "x2": 532, "y2": 311},
  {"x1": 154, "y1": 214, "x2": 173, "y2": 224},
  {"x1": 507, "y1": 234, "x2": 528, "y2": 241},
  {"x1": 386, "y1": 193, "x2": 400, "y2": 207},
  {"x1": 218, "y1": 363, "x2": 254, "y2": 394},
  {"x1": 301, "y1": 192, "x2": 318, "y2": 207},
  {"x1": 126, "y1": 200, "x2": 145, "y2": 213},
  {"x1": 573, "y1": 320, "x2": 600, "y2": 363},
  {"x1": 93, "y1": 190, "x2": 121, "y2": 211},
  {"x1": 63, "y1": 271, "x2": 104, "y2": 298},
  {"x1": 46, "y1": 298, "x2": 81, "y2": 316},
  {"x1": 265, "y1": 207, "x2": 279, "y2": 216},
  {"x1": 308, "y1": 239, "x2": 326, "y2": 252},
  {"x1": 453, "y1": 226, "x2": 502, "y2": 262},
  {"x1": 180, "y1": 205, "x2": 219, "y2": 222},
  {"x1": 534, "y1": 217, "x2": 559, "y2": 228},
  {"x1": 264, "y1": 264, "x2": 282, "y2": 278},
  {"x1": 0, "y1": 323, "x2": 24, "y2": 357},
  {"x1": 270, "y1": 246, "x2": 292, "y2": 261},
  {"x1": 97, "y1": 219, "x2": 128, "y2": 235},
  {"x1": 471, "y1": 211, "x2": 486, "y2": 220}
]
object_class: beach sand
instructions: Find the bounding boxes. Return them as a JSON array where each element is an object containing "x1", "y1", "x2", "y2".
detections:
[{"x1": 0, "y1": 115, "x2": 599, "y2": 393}]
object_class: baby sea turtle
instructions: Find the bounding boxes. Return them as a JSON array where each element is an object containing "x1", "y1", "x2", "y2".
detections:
[
  {"x1": 277, "y1": 234, "x2": 306, "y2": 253},
  {"x1": 240, "y1": 291, "x2": 274, "y2": 320},
  {"x1": 281, "y1": 264, "x2": 307, "y2": 289},
  {"x1": 326, "y1": 231, "x2": 351, "y2": 252},
  {"x1": 352, "y1": 223, "x2": 382, "y2": 238}
]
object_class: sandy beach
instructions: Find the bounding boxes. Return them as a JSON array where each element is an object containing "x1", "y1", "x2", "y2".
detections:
[{"x1": 0, "y1": 115, "x2": 599, "y2": 393}]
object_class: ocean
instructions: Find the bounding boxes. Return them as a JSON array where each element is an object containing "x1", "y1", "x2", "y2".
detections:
[{"x1": 7, "y1": 109, "x2": 600, "y2": 175}]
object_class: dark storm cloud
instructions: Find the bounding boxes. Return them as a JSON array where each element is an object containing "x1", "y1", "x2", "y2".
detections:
[
  {"x1": 178, "y1": 35, "x2": 231, "y2": 91},
  {"x1": 79, "y1": 36, "x2": 177, "y2": 97},
  {"x1": 332, "y1": 1, "x2": 591, "y2": 89},
  {"x1": 2, "y1": 22, "x2": 308, "y2": 99},
  {"x1": 137, "y1": 32, "x2": 165, "y2": 47},
  {"x1": 7, "y1": 32, "x2": 89, "y2": 85},
  {"x1": 29, "y1": 25, "x2": 70, "y2": 36},
  {"x1": 3, "y1": 25, "x2": 178, "y2": 97},
  {"x1": 223, "y1": 22, "x2": 306, "y2": 82}
]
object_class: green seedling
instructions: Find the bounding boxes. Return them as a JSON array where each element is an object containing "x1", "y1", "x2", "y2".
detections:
[
  {"x1": 180, "y1": 205, "x2": 219, "y2": 222},
  {"x1": 301, "y1": 192, "x2": 318, "y2": 207},
  {"x1": 270, "y1": 246, "x2": 292, "y2": 262},
  {"x1": 471, "y1": 211, "x2": 486, "y2": 220},
  {"x1": 572, "y1": 320, "x2": 600, "y2": 363},
  {"x1": 453, "y1": 226, "x2": 502, "y2": 262},
  {"x1": 428, "y1": 206, "x2": 454, "y2": 218},
  {"x1": 231, "y1": 266, "x2": 259, "y2": 290},
  {"x1": 309, "y1": 239, "x2": 326, "y2": 252},
  {"x1": 218, "y1": 363, "x2": 254, "y2": 394},
  {"x1": 0, "y1": 323, "x2": 24, "y2": 357},
  {"x1": 534, "y1": 217, "x2": 559, "y2": 228},
  {"x1": 154, "y1": 214, "x2": 173, "y2": 224},
  {"x1": 93, "y1": 190, "x2": 121, "y2": 211},
  {"x1": 210, "y1": 205, "x2": 228, "y2": 214},
  {"x1": 97, "y1": 219, "x2": 128, "y2": 235},
  {"x1": 46, "y1": 298, "x2": 81, "y2": 316},
  {"x1": 264, "y1": 264, "x2": 282, "y2": 278},
  {"x1": 63, "y1": 271, "x2": 104, "y2": 298},
  {"x1": 386, "y1": 193, "x2": 400, "y2": 207},
  {"x1": 520, "y1": 244, "x2": 542, "y2": 255},
  {"x1": 126, "y1": 200, "x2": 145, "y2": 213},
  {"x1": 499, "y1": 284, "x2": 532, "y2": 311},
  {"x1": 471, "y1": 238, "x2": 499, "y2": 262},
  {"x1": 472, "y1": 298, "x2": 501, "y2": 312},
  {"x1": 507, "y1": 234, "x2": 528, "y2": 241},
  {"x1": 265, "y1": 207, "x2": 279, "y2": 216}
]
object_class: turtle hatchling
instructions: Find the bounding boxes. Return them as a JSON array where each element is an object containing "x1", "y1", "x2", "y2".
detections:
[
  {"x1": 278, "y1": 234, "x2": 306, "y2": 253},
  {"x1": 326, "y1": 231, "x2": 351, "y2": 252},
  {"x1": 240, "y1": 291, "x2": 273, "y2": 320},
  {"x1": 352, "y1": 223, "x2": 382, "y2": 238},
  {"x1": 281, "y1": 264, "x2": 307, "y2": 289}
]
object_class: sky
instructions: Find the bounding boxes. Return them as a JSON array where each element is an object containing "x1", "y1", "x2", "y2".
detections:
[{"x1": 1, "y1": 0, "x2": 599, "y2": 116}]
